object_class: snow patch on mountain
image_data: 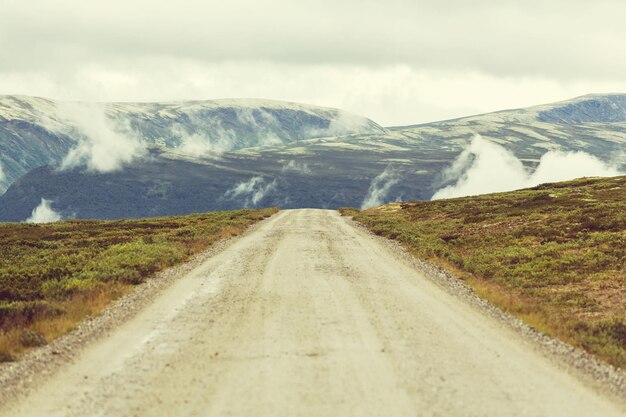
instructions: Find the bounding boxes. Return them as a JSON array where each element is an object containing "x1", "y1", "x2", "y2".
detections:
[{"x1": 0, "y1": 95, "x2": 384, "y2": 187}]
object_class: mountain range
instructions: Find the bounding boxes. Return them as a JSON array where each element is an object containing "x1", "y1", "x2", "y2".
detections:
[
  {"x1": 0, "y1": 96, "x2": 385, "y2": 191},
  {"x1": 0, "y1": 94, "x2": 625, "y2": 221}
]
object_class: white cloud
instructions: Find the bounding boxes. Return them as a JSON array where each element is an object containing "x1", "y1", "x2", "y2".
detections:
[
  {"x1": 172, "y1": 124, "x2": 234, "y2": 157},
  {"x1": 224, "y1": 176, "x2": 277, "y2": 207},
  {"x1": 25, "y1": 198, "x2": 62, "y2": 223},
  {"x1": 281, "y1": 160, "x2": 311, "y2": 174},
  {"x1": 170, "y1": 106, "x2": 286, "y2": 157},
  {"x1": 432, "y1": 135, "x2": 624, "y2": 199},
  {"x1": 306, "y1": 110, "x2": 378, "y2": 137},
  {"x1": 531, "y1": 152, "x2": 624, "y2": 184},
  {"x1": 1, "y1": 1, "x2": 626, "y2": 125},
  {"x1": 0, "y1": 160, "x2": 5, "y2": 185},
  {"x1": 51, "y1": 103, "x2": 144, "y2": 172},
  {"x1": 361, "y1": 166, "x2": 400, "y2": 209},
  {"x1": 3, "y1": 62, "x2": 626, "y2": 126},
  {"x1": 2, "y1": 0, "x2": 626, "y2": 78}
]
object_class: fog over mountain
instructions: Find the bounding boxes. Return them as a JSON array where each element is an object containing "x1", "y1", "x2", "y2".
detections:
[
  {"x1": 24, "y1": 198, "x2": 62, "y2": 224},
  {"x1": 432, "y1": 135, "x2": 624, "y2": 200},
  {"x1": 0, "y1": 93, "x2": 624, "y2": 221},
  {"x1": 0, "y1": 95, "x2": 384, "y2": 192},
  {"x1": 3, "y1": 0, "x2": 626, "y2": 126}
]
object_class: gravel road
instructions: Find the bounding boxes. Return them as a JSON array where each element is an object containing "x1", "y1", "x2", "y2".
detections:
[{"x1": 1, "y1": 209, "x2": 624, "y2": 417}]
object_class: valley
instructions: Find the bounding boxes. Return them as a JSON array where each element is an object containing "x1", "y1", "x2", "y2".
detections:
[
  {"x1": 3, "y1": 2, "x2": 625, "y2": 415},
  {"x1": 1, "y1": 94, "x2": 625, "y2": 221}
]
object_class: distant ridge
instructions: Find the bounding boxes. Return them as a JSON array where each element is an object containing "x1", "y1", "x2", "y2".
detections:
[
  {"x1": 0, "y1": 95, "x2": 385, "y2": 192},
  {"x1": 391, "y1": 93, "x2": 626, "y2": 129},
  {"x1": 0, "y1": 93, "x2": 625, "y2": 221}
]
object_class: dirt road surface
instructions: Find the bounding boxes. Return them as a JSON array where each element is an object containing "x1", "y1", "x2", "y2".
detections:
[{"x1": 2, "y1": 209, "x2": 624, "y2": 417}]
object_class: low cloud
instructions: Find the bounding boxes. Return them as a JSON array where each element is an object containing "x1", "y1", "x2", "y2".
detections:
[
  {"x1": 171, "y1": 107, "x2": 284, "y2": 157},
  {"x1": 235, "y1": 107, "x2": 283, "y2": 146},
  {"x1": 361, "y1": 166, "x2": 400, "y2": 209},
  {"x1": 49, "y1": 103, "x2": 144, "y2": 172},
  {"x1": 172, "y1": 124, "x2": 234, "y2": 156},
  {"x1": 25, "y1": 198, "x2": 62, "y2": 223},
  {"x1": 306, "y1": 111, "x2": 376, "y2": 138},
  {"x1": 327, "y1": 111, "x2": 379, "y2": 136},
  {"x1": 0, "y1": 160, "x2": 5, "y2": 185},
  {"x1": 432, "y1": 135, "x2": 624, "y2": 199},
  {"x1": 281, "y1": 160, "x2": 311, "y2": 174},
  {"x1": 224, "y1": 176, "x2": 277, "y2": 207}
]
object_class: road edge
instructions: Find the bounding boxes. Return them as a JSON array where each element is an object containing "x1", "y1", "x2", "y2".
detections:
[
  {"x1": 342, "y1": 214, "x2": 626, "y2": 409},
  {"x1": 0, "y1": 213, "x2": 278, "y2": 407}
]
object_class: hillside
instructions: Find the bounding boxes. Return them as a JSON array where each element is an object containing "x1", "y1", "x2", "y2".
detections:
[
  {"x1": 0, "y1": 94, "x2": 625, "y2": 221},
  {"x1": 393, "y1": 94, "x2": 626, "y2": 160},
  {"x1": 341, "y1": 175, "x2": 626, "y2": 368},
  {"x1": 0, "y1": 95, "x2": 385, "y2": 192},
  {"x1": 0, "y1": 207, "x2": 277, "y2": 361},
  {"x1": 0, "y1": 146, "x2": 441, "y2": 221}
]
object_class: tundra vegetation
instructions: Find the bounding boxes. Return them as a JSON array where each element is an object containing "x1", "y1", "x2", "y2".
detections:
[
  {"x1": 0, "y1": 208, "x2": 277, "y2": 361},
  {"x1": 341, "y1": 176, "x2": 626, "y2": 369}
]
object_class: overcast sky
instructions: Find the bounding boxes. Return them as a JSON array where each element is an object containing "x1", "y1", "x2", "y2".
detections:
[{"x1": 1, "y1": 0, "x2": 625, "y2": 125}]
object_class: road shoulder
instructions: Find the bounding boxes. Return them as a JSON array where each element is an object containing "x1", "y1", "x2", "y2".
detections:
[
  {"x1": 342, "y1": 213, "x2": 626, "y2": 409},
  {"x1": 0, "y1": 214, "x2": 277, "y2": 408}
]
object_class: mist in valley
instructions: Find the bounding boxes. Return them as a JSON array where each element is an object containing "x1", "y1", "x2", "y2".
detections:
[{"x1": 432, "y1": 135, "x2": 624, "y2": 200}]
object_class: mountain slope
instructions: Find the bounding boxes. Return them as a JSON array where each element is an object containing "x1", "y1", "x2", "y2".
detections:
[
  {"x1": 392, "y1": 94, "x2": 626, "y2": 161},
  {"x1": 0, "y1": 146, "x2": 440, "y2": 221},
  {"x1": 1, "y1": 94, "x2": 625, "y2": 221},
  {"x1": 0, "y1": 96, "x2": 385, "y2": 191}
]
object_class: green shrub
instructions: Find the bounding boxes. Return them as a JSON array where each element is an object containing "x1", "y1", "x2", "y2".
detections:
[
  {"x1": 345, "y1": 176, "x2": 626, "y2": 368},
  {"x1": 0, "y1": 207, "x2": 278, "y2": 357}
]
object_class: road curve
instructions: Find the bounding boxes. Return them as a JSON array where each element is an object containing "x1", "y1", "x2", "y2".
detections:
[{"x1": 2, "y1": 209, "x2": 624, "y2": 417}]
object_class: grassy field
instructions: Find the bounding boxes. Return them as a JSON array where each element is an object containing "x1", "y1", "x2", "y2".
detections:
[
  {"x1": 341, "y1": 176, "x2": 626, "y2": 369},
  {"x1": 0, "y1": 208, "x2": 278, "y2": 361}
]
